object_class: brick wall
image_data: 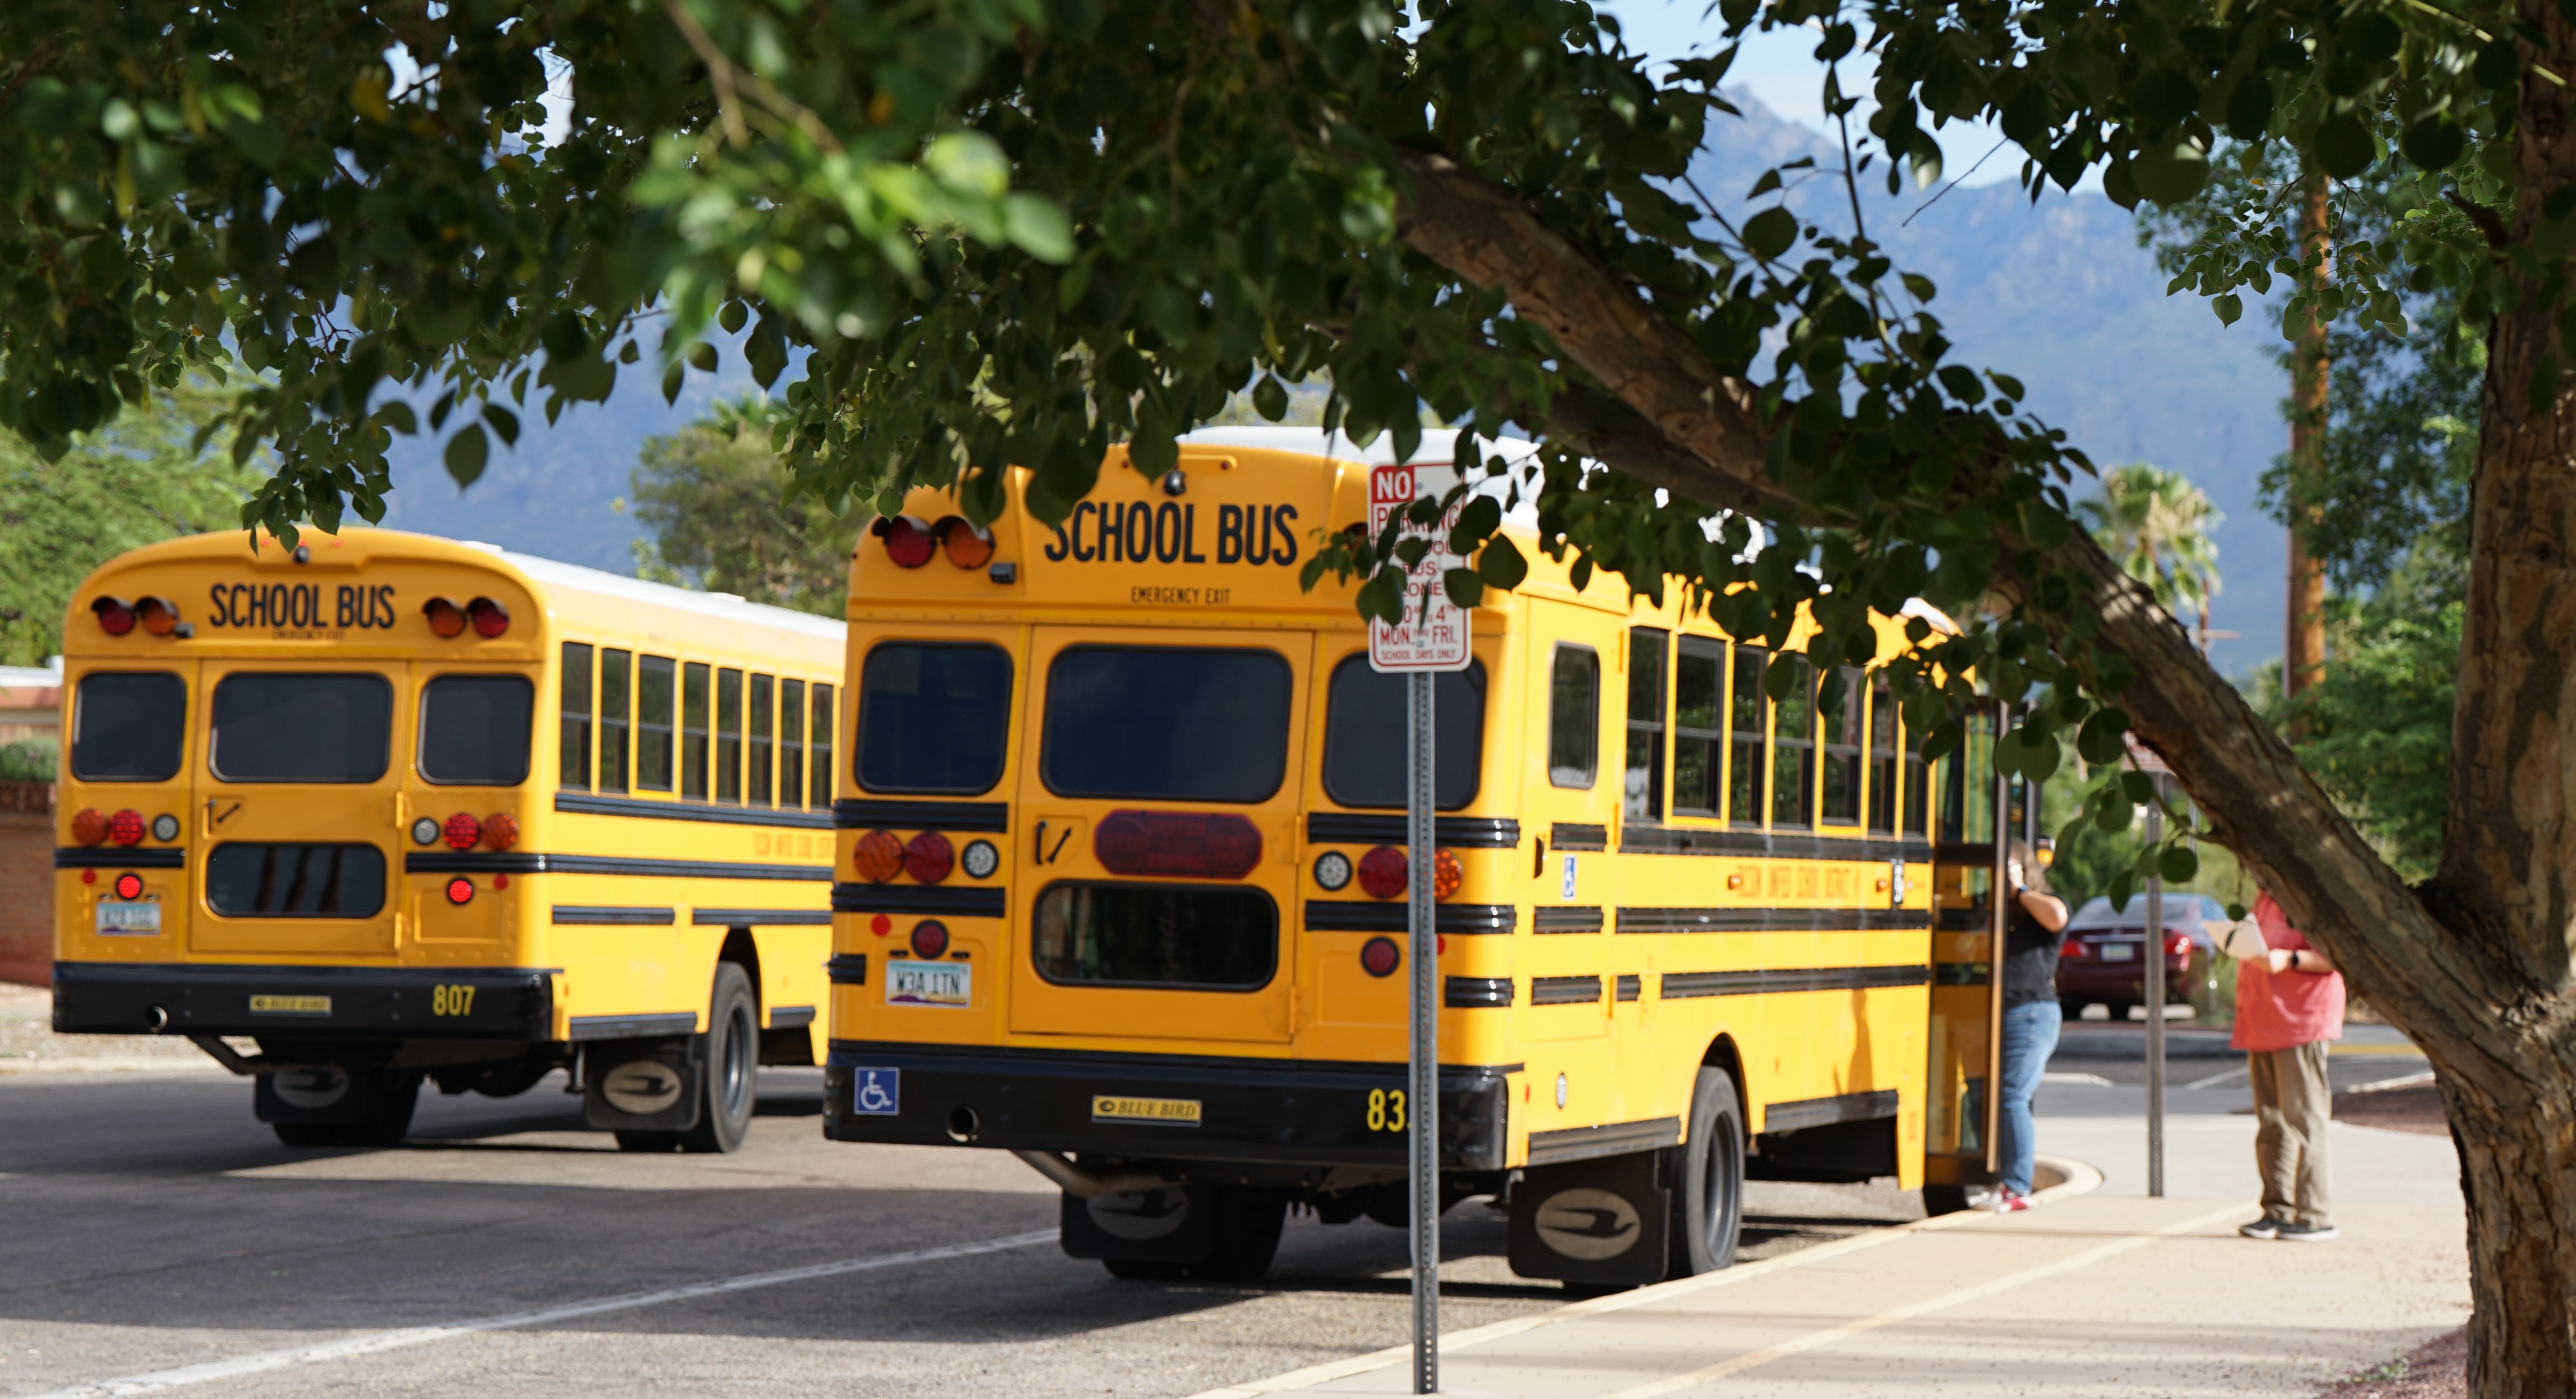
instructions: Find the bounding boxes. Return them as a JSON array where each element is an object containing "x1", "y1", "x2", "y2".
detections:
[{"x1": 0, "y1": 784, "x2": 54, "y2": 987}]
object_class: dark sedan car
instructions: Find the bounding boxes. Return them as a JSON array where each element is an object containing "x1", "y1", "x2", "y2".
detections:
[{"x1": 2054, "y1": 892, "x2": 2230, "y2": 1020}]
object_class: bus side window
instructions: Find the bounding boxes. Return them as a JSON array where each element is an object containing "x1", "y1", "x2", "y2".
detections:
[
  {"x1": 601, "y1": 649, "x2": 632, "y2": 793},
  {"x1": 637, "y1": 656, "x2": 675, "y2": 792},
  {"x1": 780, "y1": 679, "x2": 806, "y2": 808},
  {"x1": 1671, "y1": 638, "x2": 1721, "y2": 815},
  {"x1": 812, "y1": 682, "x2": 836, "y2": 805},
  {"x1": 1727, "y1": 643, "x2": 1767, "y2": 828},
  {"x1": 1623, "y1": 627, "x2": 1667, "y2": 822},
  {"x1": 560, "y1": 643, "x2": 592, "y2": 790},
  {"x1": 1771, "y1": 654, "x2": 1815, "y2": 828},
  {"x1": 1548, "y1": 644, "x2": 1599, "y2": 790},
  {"x1": 1868, "y1": 675, "x2": 1898, "y2": 834},
  {"x1": 748, "y1": 674, "x2": 774, "y2": 807},
  {"x1": 1820, "y1": 665, "x2": 1864, "y2": 825},
  {"x1": 717, "y1": 668, "x2": 743, "y2": 803},
  {"x1": 681, "y1": 663, "x2": 711, "y2": 800}
]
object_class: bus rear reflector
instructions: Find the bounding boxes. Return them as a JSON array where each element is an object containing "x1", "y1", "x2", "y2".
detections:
[
  {"x1": 445, "y1": 877, "x2": 474, "y2": 905},
  {"x1": 108, "y1": 809, "x2": 146, "y2": 847},
  {"x1": 113, "y1": 872, "x2": 145, "y2": 901},
  {"x1": 482, "y1": 812, "x2": 519, "y2": 851},
  {"x1": 1356, "y1": 846, "x2": 1407, "y2": 900},
  {"x1": 443, "y1": 813, "x2": 482, "y2": 850},
  {"x1": 910, "y1": 919, "x2": 950, "y2": 958},
  {"x1": 71, "y1": 808, "x2": 107, "y2": 846},
  {"x1": 854, "y1": 829, "x2": 905, "y2": 883},
  {"x1": 424, "y1": 597, "x2": 468, "y2": 637},
  {"x1": 1094, "y1": 811, "x2": 1263, "y2": 880},
  {"x1": 93, "y1": 597, "x2": 136, "y2": 636},
  {"x1": 903, "y1": 830, "x2": 955, "y2": 884},
  {"x1": 1359, "y1": 936, "x2": 1400, "y2": 978},
  {"x1": 467, "y1": 597, "x2": 509, "y2": 637},
  {"x1": 875, "y1": 515, "x2": 936, "y2": 568}
]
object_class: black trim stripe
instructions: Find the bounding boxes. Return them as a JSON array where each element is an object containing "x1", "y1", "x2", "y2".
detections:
[
  {"x1": 1532, "y1": 905, "x2": 1604, "y2": 934},
  {"x1": 1525, "y1": 1116, "x2": 1682, "y2": 1166},
  {"x1": 768, "y1": 1004, "x2": 816, "y2": 1029},
  {"x1": 827, "y1": 953, "x2": 868, "y2": 986},
  {"x1": 569, "y1": 1011, "x2": 696, "y2": 1040},
  {"x1": 1616, "y1": 906, "x2": 1932, "y2": 934},
  {"x1": 555, "y1": 791, "x2": 833, "y2": 829},
  {"x1": 1444, "y1": 976, "x2": 1513, "y2": 1008},
  {"x1": 55, "y1": 847, "x2": 185, "y2": 869},
  {"x1": 832, "y1": 883, "x2": 1008, "y2": 918},
  {"x1": 1936, "y1": 907, "x2": 1991, "y2": 931},
  {"x1": 1305, "y1": 814, "x2": 1521, "y2": 849},
  {"x1": 692, "y1": 907, "x2": 832, "y2": 926},
  {"x1": 1614, "y1": 973, "x2": 1642, "y2": 1002},
  {"x1": 1303, "y1": 901, "x2": 1516, "y2": 934},
  {"x1": 1620, "y1": 826, "x2": 1935, "y2": 862},
  {"x1": 1764, "y1": 1088, "x2": 1901, "y2": 1133},
  {"x1": 553, "y1": 905, "x2": 675, "y2": 926},
  {"x1": 1659, "y1": 964, "x2": 1932, "y2": 999},
  {"x1": 1531, "y1": 974, "x2": 1602, "y2": 1006},
  {"x1": 406, "y1": 852, "x2": 832, "y2": 881},
  {"x1": 1933, "y1": 842, "x2": 1998, "y2": 865},
  {"x1": 1933, "y1": 962, "x2": 1991, "y2": 985},
  {"x1": 834, "y1": 799, "x2": 1010, "y2": 833},
  {"x1": 1549, "y1": 822, "x2": 1608, "y2": 852}
]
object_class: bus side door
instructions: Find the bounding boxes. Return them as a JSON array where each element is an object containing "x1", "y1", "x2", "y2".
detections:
[{"x1": 1923, "y1": 701, "x2": 2004, "y2": 1189}]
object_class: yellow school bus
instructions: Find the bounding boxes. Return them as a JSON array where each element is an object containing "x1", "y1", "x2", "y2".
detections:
[
  {"x1": 820, "y1": 429, "x2": 2009, "y2": 1283},
  {"x1": 49, "y1": 528, "x2": 845, "y2": 1150}
]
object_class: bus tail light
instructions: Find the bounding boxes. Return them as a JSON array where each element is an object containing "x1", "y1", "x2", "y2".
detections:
[
  {"x1": 107, "y1": 809, "x2": 145, "y2": 847},
  {"x1": 467, "y1": 597, "x2": 509, "y2": 637},
  {"x1": 935, "y1": 517, "x2": 995, "y2": 570},
  {"x1": 910, "y1": 919, "x2": 950, "y2": 958},
  {"x1": 874, "y1": 515, "x2": 936, "y2": 568},
  {"x1": 1432, "y1": 850, "x2": 1463, "y2": 901},
  {"x1": 93, "y1": 597, "x2": 137, "y2": 636},
  {"x1": 113, "y1": 872, "x2": 145, "y2": 900},
  {"x1": 445, "y1": 877, "x2": 474, "y2": 905},
  {"x1": 1359, "y1": 936, "x2": 1400, "y2": 978},
  {"x1": 854, "y1": 829, "x2": 905, "y2": 883},
  {"x1": 138, "y1": 597, "x2": 181, "y2": 636},
  {"x1": 71, "y1": 808, "x2": 108, "y2": 846},
  {"x1": 424, "y1": 597, "x2": 468, "y2": 638},
  {"x1": 1094, "y1": 811, "x2": 1262, "y2": 880},
  {"x1": 1356, "y1": 846, "x2": 1407, "y2": 901},
  {"x1": 443, "y1": 812, "x2": 482, "y2": 850},
  {"x1": 482, "y1": 813, "x2": 519, "y2": 851},
  {"x1": 903, "y1": 830, "x2": 955, "y2": 884}
]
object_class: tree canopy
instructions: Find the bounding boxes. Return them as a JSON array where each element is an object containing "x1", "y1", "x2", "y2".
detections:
[{"x1": 628, "y1": 394, "x2": 866, "y2": 616}]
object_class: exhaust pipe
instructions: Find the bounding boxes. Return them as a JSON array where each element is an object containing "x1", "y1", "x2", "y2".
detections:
[{"x1": 1012, "y1": 1150, "x2": 1172, "y2": 1198}]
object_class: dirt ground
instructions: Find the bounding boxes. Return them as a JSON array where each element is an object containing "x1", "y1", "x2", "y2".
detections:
[
  {"x1": 2317, "y1": 1326, "x2": 2466, "y2": 1399},
  {"x1": 2335, "y1": 1081, "x2": 2449, "y2": 1137}
]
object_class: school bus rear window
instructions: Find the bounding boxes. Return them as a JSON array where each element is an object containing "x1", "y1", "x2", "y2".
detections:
[
  {"x1": 209, "y1": 674, "x2": 392, "y2": 784},
  {"x1": 856, "y1": 643, "x2": 1013, "y2": 795},
  {"x1": 1320, "y1": 656, "x2": 1485, "y2": 809},
  {"x1": 71, "y1": 672, "x2": 185, "y2": 783},
  {"x1": 1030, "y1": 883, "x2": 1279, "y2": 990},
  {"x1": 1041, "y1": 646, "x2": 1291, "y2": 803},
  {"x1": 419, "y1": 675, "x2": 533, "y2": 786}
]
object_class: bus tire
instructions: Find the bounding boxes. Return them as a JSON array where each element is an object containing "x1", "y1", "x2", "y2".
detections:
[
  {"x1": 614, "y1": 1130, "x2": 682, "y2": 1152},
  {"x1": 1672, "y1": 1066, "x2": 1745, "y2": 1276},
  {"x1": 1187, "y1": 1187, "x2": 1286, "y2": 1282},
  {"x1": 1102, "y1": 1259, "x2": 1189, "y2": 1281},
  {"x1": 273, "y1": 1122, "x2": 340, "y2": 1147},
  {"x1": 680, "y1": 963, "x2": 758, "y2": 1155},
  {"x1": 343, "y1": 1071, "x2": 422, "y2": 1147}
]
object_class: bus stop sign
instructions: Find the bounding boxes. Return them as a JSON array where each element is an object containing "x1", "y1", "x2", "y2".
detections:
[{"x1": 1367, "y1": 463, "x2": 1472, "y2": 673}]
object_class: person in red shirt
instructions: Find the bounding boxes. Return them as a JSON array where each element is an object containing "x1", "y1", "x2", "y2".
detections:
[{"x1": 2232, "y1": 890, "x2": 2347, "y2": 1242}]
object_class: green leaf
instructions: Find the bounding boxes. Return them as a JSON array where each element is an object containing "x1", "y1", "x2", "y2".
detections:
[
  {"x1": 1741, "y1": 206, "x2": 1799, "y2": 261},
  {"x1": 2129, "y1": 135, "x2": 2210, "y2": 204},
  {"x1": 2313, "y1": 115, "x2": 2377, "y2": 180},
  {"x1": 1003, "y1": 192, "x2": 1074, "y2": 262},
  {"x1": 2076, "y1": 709, "x2": 2129, "y2": 765},
  {"x1": 662, "y1": 361, "x2": 685, "y2": 405},
  {"x1": 925, "y1": 130, "x2": 1010, "y2": 197},
  {"x1": 375, "y1": 401, "x2": 418, "y2": 435},
  {"x1": 1443, "y1": 567, "x2": 1485, "y2": 607},
  {"x1": 443, "y1": 423, "x2": 489, "y2": 487},
  {"x1": 1476, "y1": 534, "x2": 1529, "y2": 591},
  {"x1": 2096, "y1": 797, "x2": 2134, "y2": 833},
  {"x1": 482, "y1": 404, "x2": 519, "y2": 448},
  {"x1": 1446, "y1": 495, "x2": 1501, "y2": 553},
  {"x1": 2160, "y1": 844, "x2": 2201, "y2": 882},
  {"x1": 2213, "y1": 293, "x2": 2243, "y2": 326},
  {"x1": 2400, "y1": 116, "x2": 2466, "y2": 172},
  {"x1": 1252, "y1": 375, "x2": 1289, "y2": 422},
  {"x1": 1900, "y1": 272, "x2": 1936, "y2": 302},
  {"x1": 2225, "y1": 75, "x2": 2273, "y2": 140},
  {"x1": 687, "y1": 341, "x2": 719, "y2": 373}
]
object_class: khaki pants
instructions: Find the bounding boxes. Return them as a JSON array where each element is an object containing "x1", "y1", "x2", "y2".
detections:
[{"x1": 2248, "y1": 1040, "x2": 2333, "y2": 1227}]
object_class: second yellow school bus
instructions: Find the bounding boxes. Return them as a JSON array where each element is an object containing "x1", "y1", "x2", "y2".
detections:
[
  {"x1": 820, "y1": 430, "x2": 2007, "y2": 1283},
  {"x1": 49, "y1": 529, "x2": 845, "y2": 1151}
]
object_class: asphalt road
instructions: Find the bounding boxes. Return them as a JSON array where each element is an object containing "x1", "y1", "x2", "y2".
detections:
[{"x1": 0, "y1": 1066, "x2": 1926, "y2": 1399}]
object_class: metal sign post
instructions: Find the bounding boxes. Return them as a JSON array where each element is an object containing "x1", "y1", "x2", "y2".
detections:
[
  {"x1": 2143, "y1": 776, "x2": 2166, "y2": 1198},
  {"x1": 1367, "y1": 461, "x2": 1469, "y2": 1396}
]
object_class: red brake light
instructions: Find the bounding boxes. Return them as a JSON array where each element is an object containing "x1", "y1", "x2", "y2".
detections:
[
  {"x1": 137, "y1": 597, "x2": 181, "y2": 637},
  {"x1": 2168, "y1": 931, "x2": 2193, "y2": 957},
  {"x1": 2060, "y1": 939, "x2": 2088, "y2": 959},
  {"x1": 93, "y1": 597, "x2": 136, "y2": 636},
  {"x1": 1356, "y1": 846, "x2": 1408, "y2": 901},
  {"x1": 853, "y1": 829, "x2": 905, "y2": 883},
  {"x1": 910, "y1": 919, "x2": 950, "y2": 958},
  {"x1": 107, "y1": 809, "x2": 145, "y2": 847},
  {"x1": 1360, "y1": 936, "x2": 1401, "y2": 978},
  {"x1": 482, "y1": 812, "x2": 519, "y2": 851},
  {"x1": 113, "y1": 872, "x2": 145, "y2": 901},
  {"x1": 445, "y1": 876, "x2": 474, "y2": 905},
  {"x1": 879, "y1": 515, "x2": 936, "y2": 568},
  {"x1": 467, "y1": 597, "x2": 509, "y2": 637},
  {"x1": 1093, "y1": 811, "x2": 1263, "y2": 880},
  {"x1": 936, "y1": 516, "x2": 995, "y2": 570},
  {"x1": 443, "y1": 812, "x2": 482, "y2": 850},
  {"x1": 71, "y1": 808, "x2": 107, "y2": 846},
  {"x1": 424, "y1": 597, "x2": 467, "y2": 638},
  {"x1": 903, "y1": 830, "x2": 955, "y2": 884}
]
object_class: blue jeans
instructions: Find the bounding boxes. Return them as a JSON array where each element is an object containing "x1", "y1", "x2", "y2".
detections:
[{"x1": 1997, "y1": 999, "x2": 2061, "y2": 1195}]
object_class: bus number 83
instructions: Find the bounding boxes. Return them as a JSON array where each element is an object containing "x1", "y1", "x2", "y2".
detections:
[{"x1": 1365, "y1": 1089, "x2": 1406, "y2": 1133}]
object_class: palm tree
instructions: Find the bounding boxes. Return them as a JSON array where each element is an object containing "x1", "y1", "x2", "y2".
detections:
[{"x1": 2078, "y1": 464, "x2": 2225, "y2": 652}]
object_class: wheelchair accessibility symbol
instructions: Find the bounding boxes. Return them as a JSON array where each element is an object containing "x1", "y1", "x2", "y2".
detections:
[{"x1": 852, "y1": 1067, "x2": 901, "y2": 1116}]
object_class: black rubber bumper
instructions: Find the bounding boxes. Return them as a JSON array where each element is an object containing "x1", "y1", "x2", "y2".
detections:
[
  {"x1": 822, "y1": 1040, "x2": 1512, "y2": 1171},
  {"x1": 51, "y1": 962, "x2": 554, "y2": 1041}
]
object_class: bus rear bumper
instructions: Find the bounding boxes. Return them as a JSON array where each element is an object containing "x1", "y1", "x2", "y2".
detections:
[
  {"x1": 823, "y1": 1040, "x2": 1512, "y2": 1172},
  {"x1": 50, "y1": 961, "x2": 554, "y2": 1041}
]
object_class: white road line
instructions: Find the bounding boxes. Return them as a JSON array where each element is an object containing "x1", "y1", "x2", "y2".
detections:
[
  {"x1": 2183, "y1": 1065, "x2": 2249, "y2": 1090},
  {"x1": 1593, "y1": 1201, "x2": 2254, "y2": 1398},
  {"x1": 25, "y1": 1230, "x2": 1057, "y2": 1399},
  {"x1": 2342, "y1": 1067, "x2": 2437, "y2": 1096}
]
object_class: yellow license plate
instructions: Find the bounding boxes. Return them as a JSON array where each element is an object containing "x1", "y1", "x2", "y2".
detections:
[
  {"x1": 1091, "y1": 1095, "x2": 1202, "y2": 1126},
  {"x1": 249, "y1": 994, "x2": 331, "y2": 1015}
]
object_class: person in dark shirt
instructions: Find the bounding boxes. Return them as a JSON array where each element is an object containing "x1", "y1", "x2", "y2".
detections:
[{"x1": 1989, "y1": 837, "x2": 2070, "y2": 1211}]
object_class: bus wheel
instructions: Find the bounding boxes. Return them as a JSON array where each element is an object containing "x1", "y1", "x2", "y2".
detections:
[
  {"x1": 680, "y1": 963, "x2": 758, "y2": 1155},
  {"x1": 1672, "y1": 1067, "x2": 1745, "y2": 1275},
  {"x1": 615, "y1": 1130, "x2": 683, "y2": 1152},
  {"x1": 342, "y1": 1071, "x2": 422, "y2": 1147},
  {"x1": 1102, "y1": 1259, "x2": 1189, "y2": 1281},
  {"x1": 1187, "y1": 1187, "x2": 1286, "y2": 1282},
  {"x1": 273, "y1": 1122, "x2": 342, "y2": 1147}
]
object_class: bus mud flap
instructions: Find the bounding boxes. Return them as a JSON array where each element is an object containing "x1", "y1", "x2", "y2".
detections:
[
  {"x1": 1506, "y1": 1150, "x2": 1672, "y2": 1286},
  {"x1": 582, "y1": 1038, "x2": 704, "y2": 1133}
]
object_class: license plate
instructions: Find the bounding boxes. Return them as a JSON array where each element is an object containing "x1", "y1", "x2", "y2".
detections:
[
  {"x1": 1092, "y1": 1095, "x2": 1202, "y2": 1126},
  {"x1": 884, "y1": 960, "x2": 970, "y2": 1008},
  {"x1": 249, "y1": 994, "x2": 332, "y2": 1015},
  {"x1": 94, "y1": 902, "x2": 161, "y2": 935},
  {"x1": 2100, "y1": 943, "x2": 2136, "y2": 962}
]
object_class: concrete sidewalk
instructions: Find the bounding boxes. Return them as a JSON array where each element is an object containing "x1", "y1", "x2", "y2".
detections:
[{"x1": 1196, "y1": 1082, "x2": 2468, "y2": 1398}]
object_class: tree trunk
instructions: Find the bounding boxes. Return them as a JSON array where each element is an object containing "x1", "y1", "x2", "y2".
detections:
[{"x1": 2286, "y1": 170, "x2": 2331, "y2": 705}]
